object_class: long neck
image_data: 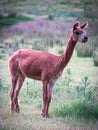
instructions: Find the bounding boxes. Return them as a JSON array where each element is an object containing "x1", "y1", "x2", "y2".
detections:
[{"x1": 58, "y1": 36, "x2": 77, "y2": 69}]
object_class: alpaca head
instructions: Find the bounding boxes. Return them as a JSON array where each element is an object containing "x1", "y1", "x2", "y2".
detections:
[{"x1": 72, "y1": 21, "x2": 88, "y2": 43}]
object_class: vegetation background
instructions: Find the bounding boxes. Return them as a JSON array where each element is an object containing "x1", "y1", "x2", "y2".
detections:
[{"x1": 0, "y1": 0, "x2": 98, "y2": 130}]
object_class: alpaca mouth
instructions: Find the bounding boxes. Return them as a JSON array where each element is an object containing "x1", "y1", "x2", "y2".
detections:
[
  {"x1": 82, "y1": 39, "x2": 88, "y2": 43},
  {"x1": 82, "y1": 37, "x2": 88, "y2": 43}
]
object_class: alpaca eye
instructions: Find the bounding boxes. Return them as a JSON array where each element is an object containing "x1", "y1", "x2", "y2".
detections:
[{"x1": 75, "y1": 32, "x2": 81, "y2": 35}]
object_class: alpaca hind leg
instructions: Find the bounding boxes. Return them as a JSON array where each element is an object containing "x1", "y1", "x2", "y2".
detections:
[
  {"x1": 9, "y1": 76, "x2": 18, "y2": 112},
  {"x1": 13, "y1": 75, "x2": 25, "y2": 113}
]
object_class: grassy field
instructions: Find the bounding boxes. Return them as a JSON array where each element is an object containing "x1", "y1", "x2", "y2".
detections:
[{"x1": 0, "y1": 50, "x2": 98, "y2": 130}]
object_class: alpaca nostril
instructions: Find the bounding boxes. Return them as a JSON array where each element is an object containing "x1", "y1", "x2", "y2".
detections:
[{"x1": 84, "y1": 36, "x2": 88, "y2": 40}]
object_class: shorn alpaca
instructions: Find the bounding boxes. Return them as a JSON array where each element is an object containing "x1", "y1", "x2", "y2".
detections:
[{"x1": 9, "y1": 21, "x2": 88, "y2": 118}]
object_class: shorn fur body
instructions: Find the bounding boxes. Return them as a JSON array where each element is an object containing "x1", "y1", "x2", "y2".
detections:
[{"x1": 9, "y1": 22, "x2": 88, "y2": 117}]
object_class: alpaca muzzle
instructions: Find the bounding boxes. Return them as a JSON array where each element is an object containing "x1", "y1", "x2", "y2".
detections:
[{"x1": 82, "y1": 36, "x2": 88, "y2": 43}]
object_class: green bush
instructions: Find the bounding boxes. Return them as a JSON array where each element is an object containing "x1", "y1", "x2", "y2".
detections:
[
  {"x1": 93, "y1": 49, "x2": 98, "y2": 66},
  {"x1": 75, "y1": 76, "x2": 95, "y2": 100},
  {"x1": 76, "y1": 43, "x2": 93, "y2": 57},
  {"x1": 53, "y1": 99, "x2": 98, "y2": 119},
  {"x1": 0, "y1": 44, "x2": 7, "y2": 59},
  {"x1": 56, "y1": 46, "x2": 64, "y2": 54},
  {"x1": 52, "y1": 75, "x2": 98, "y2": 119},
  {"x1": 91, "y1": 37, "x2": 98, "y2": 50},
  {"x1": 48, "y1": 14, "x2": 54, "y2": 20},
  {"x1": 0, "y1": 78, "x2": 3, "y2": 90}
]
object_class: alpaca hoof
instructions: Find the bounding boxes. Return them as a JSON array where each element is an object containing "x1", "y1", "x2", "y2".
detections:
[
  {"x1": 41, "y1": 113, "x2": 50, "y2": 118},
  {"x1": 41, "y1": 113, "x2": 44, "y2": 117},
  {"x1": 11, "y1": 106, "x2": 15, "y2": 113},
  {"x1": 15, "y1": 106, "x2": 20, "y2": 113},
  {"x1": 11, "y1": 109, "x2": 14, "y2": 113},
  {"x1": 45, "y1": 114, "x2": 50, "y2": 118},
  {"x1": 16, "y1": 108, "x2": 20, "y2": 113},
  {"x1": 11, "y1": 104, "x2": 14, "y2": 112}
]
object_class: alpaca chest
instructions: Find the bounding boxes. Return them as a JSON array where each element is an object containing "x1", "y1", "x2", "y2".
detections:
[{"x1": 49, "y1": 71, "x2": 62, "y2": 86}]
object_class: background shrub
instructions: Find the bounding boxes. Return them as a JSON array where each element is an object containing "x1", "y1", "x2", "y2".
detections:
[
  {"x1": 93, "y1": 49, "x2": 98, "y2": 66},
  {"x1": 56, "y1": 46, "x2": 64, "y2": 54},
  {"x1": 76, "y1": 43, "x2": 93, "y2": 57},
  {"x1": 0, "y1": 78, "x2": 3, "y2": 91},
  {"x1": 52, "y1": 75, "x2": 98, "y2": 119},
  {"x1": 0, "y1": 44, "x2": 6, "y2": 59},
  {"x1": 48, "y1": 14, "x2": 54, "y2": 20},
  {"x1": 91, "y1": 36, "x2": 98, "y2": 50},
  {"x1": 53, "y1": 99, "x2": 98, "y2": 119}
]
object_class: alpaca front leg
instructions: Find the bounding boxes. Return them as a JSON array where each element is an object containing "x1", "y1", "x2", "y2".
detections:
[
  {"x1": 45, "y1": 85, "x2": 53, "y2": 118},
  {"x1": 45, "y1": 95, "x2": 51, "y2": 118},
  {"x1": 41, "y1": 84, "x2": 47, "y2": 117},
  {"x1": 41, "y1": 83, "x2": 53, "y2": 118}
]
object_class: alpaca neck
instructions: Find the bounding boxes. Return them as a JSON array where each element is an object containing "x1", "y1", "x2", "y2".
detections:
[{"x1": 58, "y1": 36, "x2": 77, "y2": 69}]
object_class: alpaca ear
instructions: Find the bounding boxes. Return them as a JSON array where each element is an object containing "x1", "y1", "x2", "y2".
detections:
[
  {"x1": 80, "y1": 22, "x2": 88, "y2": 29},
  {"x1": 73, "y1": 21, "x2": 80, "y2": 30}
]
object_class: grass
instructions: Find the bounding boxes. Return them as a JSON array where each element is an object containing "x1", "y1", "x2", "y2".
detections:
[
  {"x1": 1, "y1": 104, "x2": 98, "y2": 130},
  {"x1": 1, "y1": 93, "x2": 98, "y2": 130}
]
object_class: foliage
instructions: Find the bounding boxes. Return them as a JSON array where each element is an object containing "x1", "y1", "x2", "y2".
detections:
[
  {"x1": 52, "y1": 72, "x2": 98, "y2": 119},
  {"x1": 93, "y1": 49, "x2": 98, "y2": 66},
  {"x1": 0, "y1": 78, "x2": 3, "y2": 91},
  {"x1": 0, "y1": 15, "x2": 34, "y2": 28},
  {"x1": 76, "y1": 43, "x2": 93, "y2": 57},
  {"x1": 91, "y1": 37, "x2": 98, "y2": 49},
  {"x1": 20, "y1": 79, "x2": 42, "y2": 109},
  {"x1": 53, "y1": 99, "x2": 98, "y2": 119},
  {"x1": 56, "y1": 46, "x2": 64, "y2": 54},
  {"x1": 48, "y1": 14, "x2": 54, "y2": 20},
  {"x1": 64, "y1": 68, "x2": 73, "y2": 93},
  {"x1": 74, "y1": 76, "x2": 95, "y2": 101},
  {"x1": 0, "y1": 45, "x2": 7, "y2": 59},
  {"x1": 4, "y1": 38, "x2": 22, "y2": 55},
  {"x1": 32, "y1": 39, "x2": 48, "y2": 51}
]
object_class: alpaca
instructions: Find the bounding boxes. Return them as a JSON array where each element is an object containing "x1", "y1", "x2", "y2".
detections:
[{"x1": 9, "y1": 21, "x2": 88, "y2": 118}]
